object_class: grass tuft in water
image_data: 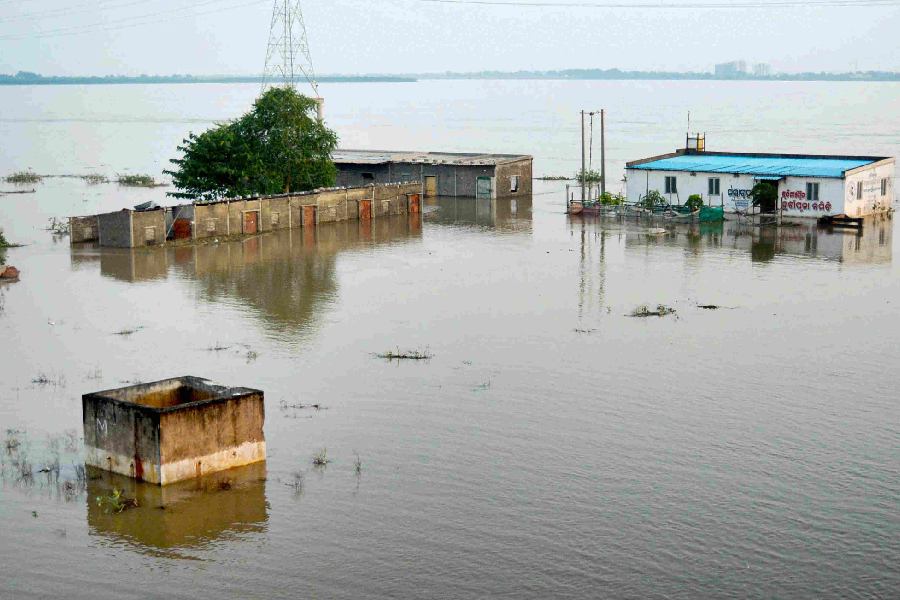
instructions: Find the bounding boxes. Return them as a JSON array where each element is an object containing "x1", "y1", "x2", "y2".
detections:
[
  {"x1": 312, "y1": 448, "x2": 329, "y2": 467},
  {"x1": 628, "y1": 304, "x2": 676, "y2": 318},
  {"x1": 376, "y1": 347, "x2": 433, "y2": 360},
  {"x1": 4, "y1": 170, "x2": 42, "y2": 184},
  {"x1": 116, "y1": 174, "x2": 159, "y2": 187}
]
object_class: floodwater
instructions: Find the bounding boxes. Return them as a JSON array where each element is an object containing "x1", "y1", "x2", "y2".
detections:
[{"x1": 1, "y1": 81, "x2": 899, "y2": 599}]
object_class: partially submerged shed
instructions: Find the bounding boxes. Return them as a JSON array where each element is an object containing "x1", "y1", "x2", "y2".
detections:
[{"x1": 333, "y1": 150, "x2": 533, "y2": 199}]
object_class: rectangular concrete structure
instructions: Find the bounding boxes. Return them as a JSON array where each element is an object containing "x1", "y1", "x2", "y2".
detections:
[
  {"x1": 333, "y1": 150, "x2": 533, "y2": 199},
  {"x1": 82, "y1": 376, "x2": 265, "y2": 485}
]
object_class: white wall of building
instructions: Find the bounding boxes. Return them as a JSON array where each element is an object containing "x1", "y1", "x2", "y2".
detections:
[
  {"x1": 844, "y1": 161, "x2": 895, "y2": 217},
  {"x1": 625, "y1": 168, "x2": 870, "y2": 217}
]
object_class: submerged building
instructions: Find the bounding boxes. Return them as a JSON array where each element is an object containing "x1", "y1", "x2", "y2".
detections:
[
  {"x1": 626, "y1": 145, "x2": 894, "y2": 218},
  {"x1": 333, "y1": 150, "x2": 533, "y2": 199}
]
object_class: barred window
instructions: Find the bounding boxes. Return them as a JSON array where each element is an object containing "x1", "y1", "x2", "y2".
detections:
[{"x1": 665, "y1": 176, "x2": 677, "y2": 194}]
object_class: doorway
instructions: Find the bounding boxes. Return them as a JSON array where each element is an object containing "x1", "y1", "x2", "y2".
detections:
[
  {"x1": 424, "y1": 176, "x2": 437, "y2": 197},
  {"x1": 753, "y1": 181, "x2": 778, "y2": 214}
]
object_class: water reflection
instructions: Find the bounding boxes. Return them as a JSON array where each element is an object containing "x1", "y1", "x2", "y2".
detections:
[
  {"x1": 423, "y1": 196, "x2": 533, "y2": 231},
  {"x1": 86, "y1": 462, "x2": 268, "y2": 559},
  {"x1": 69, "y1": 215, "x2": 423, "y2": 331},
  {"x1": 573, "y1": 215, "x2": 892, "y2": 264}
]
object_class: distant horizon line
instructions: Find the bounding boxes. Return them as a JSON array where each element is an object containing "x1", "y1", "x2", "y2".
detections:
[{"x1": 1, "y1": 68, "x2": 898, "y2": 85}]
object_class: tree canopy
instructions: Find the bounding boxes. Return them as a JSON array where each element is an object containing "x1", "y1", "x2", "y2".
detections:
[{"x1": 165, "y1": 87, "x2": 338, "y2": 202}]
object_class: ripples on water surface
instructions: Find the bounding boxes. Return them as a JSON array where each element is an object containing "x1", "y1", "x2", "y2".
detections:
[{"x1": 0, "y1": 81, "x2": 898, "y2": 598}]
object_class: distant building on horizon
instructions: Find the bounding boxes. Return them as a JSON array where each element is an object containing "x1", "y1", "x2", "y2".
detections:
[
  {"x1": 753, "y1": 63, "x2": 773, "y2": 77},
  {"x1": 714, "y1": 61, "x2": 747, "y2": 77}
]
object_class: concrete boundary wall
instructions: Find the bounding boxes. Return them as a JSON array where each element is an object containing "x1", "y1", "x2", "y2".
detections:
[
  {"x1": 75, "y1": 182, "x2": 421, "y2": 248},
  {"x1": 191, "y1": 182, "x2": 420, "y2": 240}
]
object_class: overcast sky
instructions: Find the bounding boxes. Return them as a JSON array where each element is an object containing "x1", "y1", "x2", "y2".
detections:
[{"x1": 0, "y1": 0, "x2": 898, "y2": 76}]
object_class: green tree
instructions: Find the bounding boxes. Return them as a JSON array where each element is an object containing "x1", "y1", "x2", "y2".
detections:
[{"x1": 165, "y1": 87, "x2": 338, "y2": 202}]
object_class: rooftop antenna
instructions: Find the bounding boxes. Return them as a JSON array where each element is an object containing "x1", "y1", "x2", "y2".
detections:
[{"x1": 262, "y1": 0, "x2": 324, "y2": 120}]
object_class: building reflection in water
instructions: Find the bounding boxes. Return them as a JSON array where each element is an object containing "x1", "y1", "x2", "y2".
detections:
[
  {"x1": 589, "y1": 215, "x2": 895, "y2": 264},
  {"x1": 423, "y1": 196, "x2": 533, "y2": 231},
  {"x1": 69, "y1": 214, "x2": 424, "y2": 331},
  {"x1": 86, "y1": 462, "x2": 268, "y2": 559}
]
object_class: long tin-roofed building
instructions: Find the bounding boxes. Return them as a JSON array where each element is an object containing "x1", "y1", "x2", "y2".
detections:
[
  {"x1": 626, "y1": 147, "x2": 894, "y2": 218},
  {"x1": 333, "y1": 150, "x2": 532, "y2": 200}
]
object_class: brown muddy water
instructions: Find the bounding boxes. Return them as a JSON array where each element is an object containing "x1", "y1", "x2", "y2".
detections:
[{"x1": 1, "y1": 81, "x2": 899, "y2": 598}]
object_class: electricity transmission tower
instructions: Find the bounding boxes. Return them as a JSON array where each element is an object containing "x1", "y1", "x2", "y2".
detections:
[{"x1": 262, "y1": 0, "x2": 323, "y2": 117}]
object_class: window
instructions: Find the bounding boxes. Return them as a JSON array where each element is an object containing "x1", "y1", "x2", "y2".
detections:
[
  {"x1": 361, "y1": 172, "x2": 375, "y2": 181},
  {"x1": 708, "y1": 177, "x2": 720, "y2": 195},
  {"x1": 206, "y1": 219, "x2": 216, "y2": 232},
  {"x1": 857, "y1": 181, "x2": 863, "y2": 199},
  {"x1": 510, "y1": 175, "x2": 519, "y2": 193},
  {"x1": 665, "y1": 176, "x2": 677, "y2": 194},
  {"x1": 806, "y1": 182, "x2": 819, "y2": 201},
  {"x1": 882, "y1": 178, "x2": 889, "y2": 196},
  {"x1": 271, "y1": 212, "x2": 279, "y2": 225}
]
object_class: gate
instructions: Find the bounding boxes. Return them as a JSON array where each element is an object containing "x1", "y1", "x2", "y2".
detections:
[
  {"x1": 407, "y1": 193, "x2": 420, "y2": 214},
  {"x1": 172, "y1": 219, "x2": 192, "y2": 240},
  {"x1": 359, "y1": 199, "x2": 372, "y2": 220},
  {"x1": 243, "y1": 211, "x2": 258, "y2": 234},
  {"x1": 303, "y1": 205, "x2": 317, "y2": 228}
]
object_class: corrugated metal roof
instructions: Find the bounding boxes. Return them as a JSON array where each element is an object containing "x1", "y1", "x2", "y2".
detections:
[
  {"x1": 332, "y1": 149, "x2": 532, "y2": 167},
  {"x1": 628, "y1": 153, "x2": 881, "y2": 178}
]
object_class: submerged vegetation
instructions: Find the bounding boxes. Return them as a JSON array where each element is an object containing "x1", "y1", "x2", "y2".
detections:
[
  {"x1": 116, "y1": 174, "x2": 160, "y2": 187},
  {"x1": 81, "y1": 173, "x2": 109, "y2": 185},
  {"x1": 95, "y1": 488, "x2": 138, "y2": 513},
  {"x1": 4, "y1": 170, "x2": 42, "y2": 184},
  {"x1": 376, "y1": 347, "x2": 434, "y2": 360},
  {"x1": 629, "y1": 304, "x2": 677, "y2": 318},
  {"x1": 312, "y1": 448, "x2": 330, "y2": 467}
]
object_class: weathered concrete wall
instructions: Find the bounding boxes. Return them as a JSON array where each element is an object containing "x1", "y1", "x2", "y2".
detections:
[
  {"x1": 83, "y1": 393, "x2": 162, "y2": 483},
  {"x1": 70, "y1": 215, "x2": 99, "y2": 243},
  {"x1": 337, "y1": 161, "x2": 535, "y2": 198},
  {"x1": 193, "y1": 201, "x2": 231, "y2": 239},
  {"x1": 131, "y1": 209, "x2": 166, "y2": 247},
  {"x1": 91, "y1": 183, "x2": 422, "y2": 248},
  {"x1": 496, "y1": 158, "x2": 534, "y2": 198},
  {"x1": 83, "y1": 377, "x2": 266, "y2": 485},
  {"x1": 97, "y1": 210, "x2": 133, "y2": 248},
  {"x1": 159, "y1": 391, "x2": 265, "y2": 483}
]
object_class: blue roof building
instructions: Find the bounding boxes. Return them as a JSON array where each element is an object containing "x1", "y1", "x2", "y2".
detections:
[{"x1": 625, "y1": 147, "x2": 894, "y2": 218}]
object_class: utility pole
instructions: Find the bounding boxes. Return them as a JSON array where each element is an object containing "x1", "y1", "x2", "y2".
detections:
[
  {"x1": 580, "y1": 110, "x2": 586, "y2": 202},
  {"x1": 600, "y1": 109, "x2": 606, "y2": 196}
]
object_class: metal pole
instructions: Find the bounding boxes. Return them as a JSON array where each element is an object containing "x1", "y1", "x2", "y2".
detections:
[
  {"x1": 600, "y1": 109, "x2": 606, "y2": 197},
  {"x1": 580, "y1": 110, "x2": 585, "y2": 202}
]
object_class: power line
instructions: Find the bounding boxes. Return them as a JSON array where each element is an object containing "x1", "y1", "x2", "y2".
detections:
[
  {"x1": 0, "y1": 0, "x2": 153, "y2": 24},
  {"x1": 0, "y1": 0, "x2": 268, "y2": 41},
  {"x1": 408, "y1": 0, "x2": 900, "y2": 8}
]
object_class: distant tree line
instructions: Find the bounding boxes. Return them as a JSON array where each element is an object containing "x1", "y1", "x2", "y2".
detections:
[
  {"x1": 408, "y1": 68, "x2": 900, "y2": 82},
  {"x1": 2, "y1": 68, "x2": 897, "y2": 86},
  {"x1": 0, "y1": 71, "x2": 415, "y2": 86}
]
